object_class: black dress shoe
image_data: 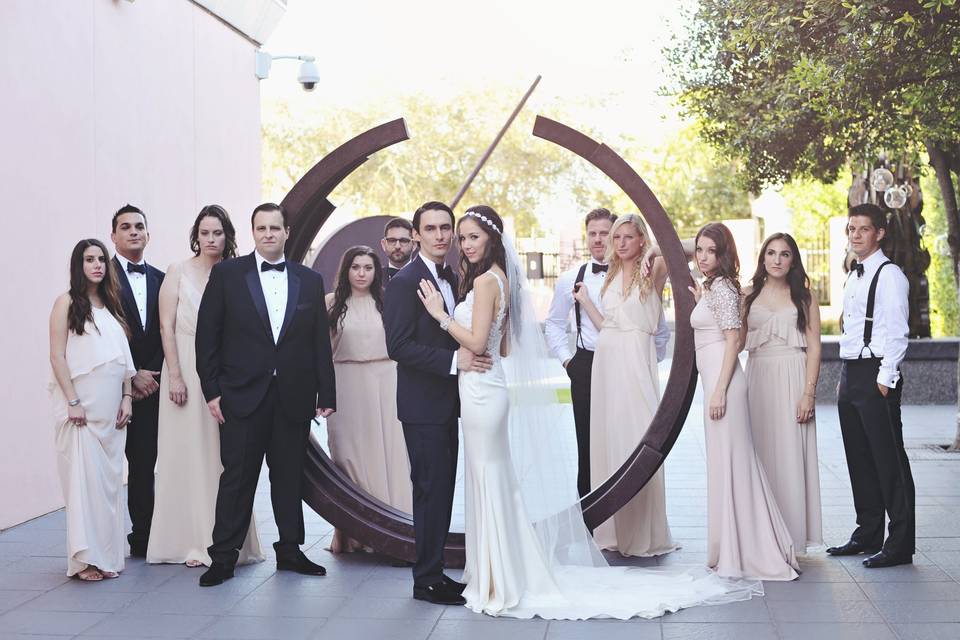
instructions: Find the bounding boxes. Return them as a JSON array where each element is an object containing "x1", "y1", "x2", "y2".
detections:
[
  {"x1": 276, "y1": 551, "x2": 326, "y2": 576},
  {"x1": 826, "y1": 541, "x2": 881, "y2": 556},
  {"x1": 441, "y1": 575, "x2": 466, "y2": 595},
  {"x1": 413, "y1": 582, "x2": 466, "y2": 606},
  {"x1": 199, "y1": 563, "x2": 234, "y2": 587},
  {"x1": 863, "y1": 550, "x2": 913, "y2": 568},
  {"x1": 128, "y1": 546, "x2": 147, "y2": 559}
]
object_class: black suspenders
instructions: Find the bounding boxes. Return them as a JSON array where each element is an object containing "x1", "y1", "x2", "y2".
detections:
[
  {"x1": 573, "y1": 263, "x2": 589, "y2": 350},
  {"x1": 859, "y1": 260, "x2": 893, "y2": 359}
]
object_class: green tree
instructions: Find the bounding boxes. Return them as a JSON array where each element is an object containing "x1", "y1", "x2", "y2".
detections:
[
  {"x1": 668, "y1": 0, "x2": 960, "y2": 444},
  {"x1": 262, "y1": 91, "x2": 605, "y2": 237}
]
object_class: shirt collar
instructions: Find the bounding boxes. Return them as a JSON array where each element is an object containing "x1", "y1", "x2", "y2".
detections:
[
  {"x1": 418, "y1": 252, "x2": 441, "y2": 279},
  {"x1": 115, "y1": 253, "x2": 145, "y2": 271},
  {"x1": 589, "y1": 257, "x2": 607, "y2": 267},
  {"x1": 254, "y1": 250, "x2": 285, "y2": 272},
  {"x1": 861, "y1": 249, "x2": 888, "y2": 269}
]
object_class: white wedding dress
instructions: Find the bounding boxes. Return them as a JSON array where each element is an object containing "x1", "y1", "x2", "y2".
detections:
[{"x1": 455, "y1": 271, "x2": 763, "y2": 619}]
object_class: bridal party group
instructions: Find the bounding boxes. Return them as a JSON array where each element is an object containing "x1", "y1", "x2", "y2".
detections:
[{"x1": 48, "y1": 200, "x2": 914, "y2": 595}]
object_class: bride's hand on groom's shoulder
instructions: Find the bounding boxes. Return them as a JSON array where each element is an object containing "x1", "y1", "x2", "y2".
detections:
[
  {"x1": 457, "y1": 347, "x2": 493, "y2": 373},
  {"x1": 417, "y1": 279, "x2": 445, "y2": 320}
]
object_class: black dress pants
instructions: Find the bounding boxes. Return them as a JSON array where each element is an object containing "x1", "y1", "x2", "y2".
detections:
[
  {"x1": 402, "y1": 419, "x2": 458, "y2": 588},
  {"x1": 126, "y1": 391, "x2": 159, "y2": 551},
  {"x1": 566, "y1": 348, "x2": 594, "y2": 500},
  {"x1": 208, "y1": 380, "x2": 310, "y2": 567},
  {"x1": 837, "y1": 358, "x2": 915, "y2": 556}
]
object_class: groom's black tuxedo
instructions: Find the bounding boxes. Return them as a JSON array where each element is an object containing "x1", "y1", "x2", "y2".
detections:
[
  {"x1": 196, "y1": 252, "x2": 336, "y2": 567},
  {"x1": 384, "y1": 254, "x2": 460, "y2": 588},
  {"x1": 113, "y1": 256, "x2": 164, "y2": 553}
]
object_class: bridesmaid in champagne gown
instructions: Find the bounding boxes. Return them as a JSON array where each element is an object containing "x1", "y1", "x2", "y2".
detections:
[
  {"x1": 50, "y1": 240, "x2": 136, "y2": 580},
  {"x1": 744, "y1": 233, "x2": 823, "y2": 552},
  {"x1": 325, "y1": 246, "x2": 411, "y2": 553},
  {"x1": 690, "y1": 223, "x2": 799, "y2": 581},
  {"x1": 148, "y1": 207, "x2": 263, "y2": 566},
  {"x1": 576, "y1": 214, "x2": 676, "y2": 557}
]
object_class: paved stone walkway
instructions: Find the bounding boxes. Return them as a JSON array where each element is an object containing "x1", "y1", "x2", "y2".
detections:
[{"x1": 3, "y1": 395, "x2": 959, "y2": 639}]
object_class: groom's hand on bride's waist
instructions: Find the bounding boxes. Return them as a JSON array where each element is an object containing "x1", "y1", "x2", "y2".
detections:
[{"x1": 458, "y1": 347, "x2": 493, "y2": 373}]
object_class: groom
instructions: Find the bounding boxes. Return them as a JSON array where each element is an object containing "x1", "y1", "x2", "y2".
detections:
[
  {"x1": 384, "y1": 201, "x2": 491, "y2": 606},
  {"x1": 195, "y1": 202, "x2": 336, "y2": 587}
]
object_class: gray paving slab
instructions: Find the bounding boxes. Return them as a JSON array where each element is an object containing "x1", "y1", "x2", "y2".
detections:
[{"x1": 0, "y1": 400, "x2": 958, "y2": 639}]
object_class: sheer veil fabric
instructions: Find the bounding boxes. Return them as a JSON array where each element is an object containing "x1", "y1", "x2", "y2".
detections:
[{"x1": 455, "y1": 234, "x2": 764, "y2": 619}]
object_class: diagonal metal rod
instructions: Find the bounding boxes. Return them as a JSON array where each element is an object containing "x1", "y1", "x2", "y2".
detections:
[{"x1": 450, "y1": 75, "x2": 542, "y2": 210}]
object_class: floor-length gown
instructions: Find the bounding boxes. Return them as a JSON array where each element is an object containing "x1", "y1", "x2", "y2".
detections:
[
  {"x1": 590, "y1": 272, "x2": 677, "y2": 556},
  {"x1": 745, "y1": 303, "x2": 823, "y2": 552},
  {"x1": 325, "y1": 293, "x2": 411, "y2": 552},
  {"x1": 459, "y1": 272, "x2": 761, "y2": 619},
  {"x1": 690, "y1": 278, "x2": 799, "y2": 581},
  {"x1": 51, "y1": 306, "x2": 136, "y2": 576},
  {"x1": 147, "y1": 261, "x2": 263, "y2": 566}
]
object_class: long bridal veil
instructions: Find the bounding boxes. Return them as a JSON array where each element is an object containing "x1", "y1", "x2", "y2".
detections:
[{"x1": 497, "y1": 234, "x2": 764, "y2": 619}]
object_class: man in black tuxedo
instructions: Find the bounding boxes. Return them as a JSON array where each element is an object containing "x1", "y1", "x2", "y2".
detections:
[
  {"x1": 384, "y1": 201, "x2": 491, "y2": 606},
  {"x1": 110, "y1": 204, "x2": 164, "y2": 557},
  {"x1": 195, "y1": 203, "x2": 336, "y2": 587},
  {"x1": 381, "y1": 217, "x2": 415, "y2": 280}
]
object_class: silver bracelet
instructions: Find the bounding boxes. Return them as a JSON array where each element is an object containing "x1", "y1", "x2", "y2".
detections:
[
  {"x1": 439, "y1": 315, "x2": 452, "y2": 331},
  {"x1": 68, "y1": 398, "x2": 81, "y2": 407}
]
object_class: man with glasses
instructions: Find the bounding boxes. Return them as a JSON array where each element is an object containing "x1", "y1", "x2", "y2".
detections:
[{"x1": 382, "y1": 217, "x2": 416, "y2": 280}]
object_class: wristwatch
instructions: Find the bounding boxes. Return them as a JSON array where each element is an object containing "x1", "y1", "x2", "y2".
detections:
[{"x1": 68, "y1": 398, "x2": 81, "y2": 407}]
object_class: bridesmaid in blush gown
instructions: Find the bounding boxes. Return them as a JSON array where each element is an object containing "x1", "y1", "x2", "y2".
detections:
[
  {"x1": 325, "y1": 246, "x2": 412, "y2": 553},
  {"x1": 574, "y1": 214, "x2": 676, "y2": 557},
  {"x1": 49, "y1": 239, "x2": 135, "y2": 581},
  {"x1": 688, "y1": 223, "x2": 799, "y2": 581},
  {"x1": 743, "y1": 233, "x2": 823, "y2": 552},
  {"x1": 147, "y1": 206, "x2": 263, "y2": 567}
]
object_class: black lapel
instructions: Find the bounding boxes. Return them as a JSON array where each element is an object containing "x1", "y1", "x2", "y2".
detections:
[
  {"x1": 415, "y1": 255, "x2": 450, "y2": 314},
  {"x1": 144, "y1": 264, "x2": 160, "y2": 332},
  {"x1": 113, "y1": 256, "x2": 142, "y2": 334},
  {"x1": 277, "y1": 266, "x2": 300, "y2": 345},
  {"x1": 244, "y1": 255, "x2": 273, "y2": 341}
]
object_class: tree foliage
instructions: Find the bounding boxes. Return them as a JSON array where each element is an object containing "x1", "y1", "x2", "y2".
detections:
[{"x1": 262, "y1": 91, "x2": 607, "y2": 237}]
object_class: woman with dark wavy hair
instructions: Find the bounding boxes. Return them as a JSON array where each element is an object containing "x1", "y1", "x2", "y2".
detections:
[
  {"x1": 49, "y1": 239, "x2": 135, "y2": 581},
  {"x1": 147, "y1": 205, "x2": 263, "y2": 567},
  {"x1": 742, "y1": 233, "x2": 823, "y2": 552},
  {"x1": 325, "y1": 245, "x2": 411, "y2": 553},
  {"x1": 688, "y1": 222, "x2": 799, "y2": 580}
]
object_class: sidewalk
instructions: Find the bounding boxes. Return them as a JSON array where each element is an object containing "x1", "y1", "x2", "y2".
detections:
[{"x1": 2, "y1": 400, "x2": 959, "y2": 640}]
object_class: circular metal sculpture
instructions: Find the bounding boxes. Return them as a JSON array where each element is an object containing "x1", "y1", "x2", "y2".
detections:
[{"x1": 282, "y1": 116, "x2": 698, "y2": 563}]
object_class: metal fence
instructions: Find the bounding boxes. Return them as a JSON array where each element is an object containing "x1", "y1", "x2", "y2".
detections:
[{"x1": 803, "y1": 231, "x2": 831, "y2": 306}]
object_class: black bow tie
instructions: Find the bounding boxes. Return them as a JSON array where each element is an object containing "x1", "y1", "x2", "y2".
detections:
[
  {"x1": 261, "y1": 261, "x2": 286, "y2": 273},
  {"x1": 126, "y1": 262, "x2": 146, "y2": 275},
  {"x1": 592, "y1": 263, "x2": 609, "y2": 274},
  {"x1": 386, "y1": 266, "x2": 400, "y2": 277},
  {"x1": 852, "y1": 261, "x2": 865, "y2": 278},
  {"x1": 436, "y1": 263, "x2": 454, "y2": 283}
]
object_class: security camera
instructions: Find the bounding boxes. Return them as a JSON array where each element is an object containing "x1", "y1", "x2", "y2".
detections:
[{"x1": 297, "y1": 59, "x2": 320, "y2": 92}]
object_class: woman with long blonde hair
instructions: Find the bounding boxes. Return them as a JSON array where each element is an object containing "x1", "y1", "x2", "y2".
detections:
[{"x1": 574, "y1": 213, "x2": 677, "y2": 557}]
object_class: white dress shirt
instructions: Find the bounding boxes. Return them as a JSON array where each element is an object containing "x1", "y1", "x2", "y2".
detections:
[
  {"x1": 114, "y1": 253, "x2": 147, "y2": 330},
  {"x1": 839, "y1": 249, "x2": 910, "y2": 387},
  {"x1": 255, "y1": 251, "x2": 288, "y2": 344},
  {"x1": 545, "y1": 260, "x2": 671, "y2": 363},
  {"x1": 418, "y1": 253, "x2": 459, "y2": 375}
]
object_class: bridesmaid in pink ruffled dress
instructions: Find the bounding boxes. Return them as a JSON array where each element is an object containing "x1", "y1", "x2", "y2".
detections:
[{"x1": 688, "y1": 223, "x2": 799, "y2": 581}]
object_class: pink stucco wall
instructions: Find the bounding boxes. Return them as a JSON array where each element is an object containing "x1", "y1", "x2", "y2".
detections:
[{"x1": 0, "y1": 0, "x2": 262, "y2": 529}]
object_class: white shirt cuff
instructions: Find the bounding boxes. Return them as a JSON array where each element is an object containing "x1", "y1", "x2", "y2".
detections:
[
  {"x1": 877, "y1": 367, "x2": 899, "y2": 388},
  {"x1": 450, "y1": 352, "x2": 458, "y2": 376}
]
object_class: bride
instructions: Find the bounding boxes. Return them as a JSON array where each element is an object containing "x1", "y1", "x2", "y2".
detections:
[{"x1": 416, "y1": 205, "x2": 763, "y2": 619}]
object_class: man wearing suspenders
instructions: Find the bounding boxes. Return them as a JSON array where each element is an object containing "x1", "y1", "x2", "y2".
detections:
[
  {"x1": 545, "y1": 208, "x2": 669, "y2": 500},
  {"x1": 827, "y1": 203, "x2": 915, "y2": 568}
]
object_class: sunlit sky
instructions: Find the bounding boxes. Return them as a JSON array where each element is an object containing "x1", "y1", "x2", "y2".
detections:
[
  {"x1": 260, "y1": 0, "x2": 697, "y2": 239},
  {"x1": 262, "y1": 0, "x2": 692, "y2": 145}
]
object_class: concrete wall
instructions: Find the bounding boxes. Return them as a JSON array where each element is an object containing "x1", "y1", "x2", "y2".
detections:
[{"x1": 0, "y1": 0, "x2": 262, "y2": 529}]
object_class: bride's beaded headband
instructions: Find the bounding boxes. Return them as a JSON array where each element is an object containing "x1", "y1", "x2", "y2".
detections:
[{"x1": 464, "y1": 210, "x2": 502, "y2": 235}]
